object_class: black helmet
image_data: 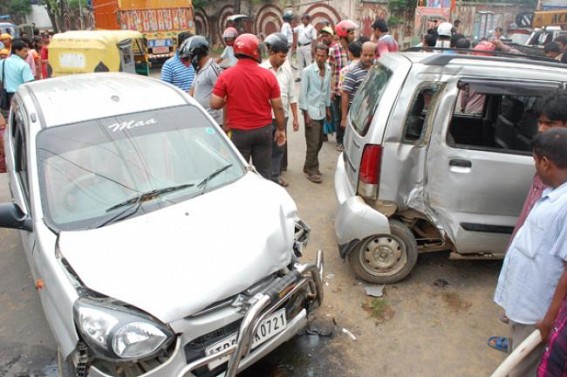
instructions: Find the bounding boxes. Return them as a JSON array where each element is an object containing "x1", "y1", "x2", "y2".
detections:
[
  {"x1": 264, "y1": 32, "x2": 288, "y2": 52},
  {"x1": 178, "y1": 35, "x2": 209, "y2": 71},
  {"x1": 282, "y1": 10, "x2": 294, "y2": 22}
]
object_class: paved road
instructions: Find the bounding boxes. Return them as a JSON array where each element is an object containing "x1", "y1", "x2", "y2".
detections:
[{"x1": 0, "y1": 72, "x2": 509, "y2": 376}]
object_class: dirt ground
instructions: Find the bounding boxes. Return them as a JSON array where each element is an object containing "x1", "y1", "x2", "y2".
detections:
[
  {"x1": 0, "y1": 75, "x2": 511, "y2": 377},
  {"x1": 277, "y1": 108, "x2": 510, "y2": 377}
]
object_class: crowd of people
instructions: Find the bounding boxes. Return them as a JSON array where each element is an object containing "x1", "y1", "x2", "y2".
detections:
[
  {"x1": 0, "y1": 29, "x2": 51, "y2": 114},
  {"x1": 160, "y1": 14, "x2": 399, "y2": 186}
]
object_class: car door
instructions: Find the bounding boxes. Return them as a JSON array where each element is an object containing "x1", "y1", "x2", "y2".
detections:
[
  {"x1": 7, "y1": 100, "x2": 38, "y2": 272},
  {"x1": 424, "y1": 78, "x2": 562, "y2": 255}
]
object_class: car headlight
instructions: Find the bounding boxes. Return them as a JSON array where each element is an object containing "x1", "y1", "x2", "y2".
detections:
[{"x1": 74, "y1": 297, "x2": 174, "y2": 360}]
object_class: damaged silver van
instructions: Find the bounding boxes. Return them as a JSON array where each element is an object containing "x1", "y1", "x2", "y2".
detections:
[
  {"x1": 0, "y1": 73, "x2": 323, "y2": 376},
  {"x1": 335, "y1": 52, "x2": 567, "y2": 283}
]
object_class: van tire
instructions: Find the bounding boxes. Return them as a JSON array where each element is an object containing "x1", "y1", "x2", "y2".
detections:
[{"x1": 348, "y1": 220, "x2": 418, "y2": 284}]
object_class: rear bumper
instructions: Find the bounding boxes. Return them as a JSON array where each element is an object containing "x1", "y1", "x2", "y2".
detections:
[{"x1": 334, "y1": 154, "x2": 390, "y2": 258}]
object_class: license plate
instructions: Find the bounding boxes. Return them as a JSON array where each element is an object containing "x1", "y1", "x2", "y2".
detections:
[
  {"x1": 205, "y1": 308, "x2": 287, "y2": 370},
  {"x1": 152, "y1": 46, "x2": 169, "y2": 54}
]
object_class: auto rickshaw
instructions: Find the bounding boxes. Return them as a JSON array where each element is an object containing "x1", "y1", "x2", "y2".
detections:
[{"x1": 47, "y1": 30, "x2": 149, "y2": 78}]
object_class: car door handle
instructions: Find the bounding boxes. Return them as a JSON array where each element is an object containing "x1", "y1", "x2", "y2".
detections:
[{"x1": 449, "y1": 159, "x2": 472, "y2": 168}]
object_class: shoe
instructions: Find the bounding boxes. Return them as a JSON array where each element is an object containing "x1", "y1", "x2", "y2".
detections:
[
  {"x1": 487, "y1": 336, "x2": 510, "y2": 353},
  {"x1": 277, "y1": 178, "x2": 289, "y2": 187},
  {"x1": 336, "y1": 144, "x2": 344, "y2": 152},
  {"x1": 306, "y1": 173, "x2": 322, "y2": 184},
  {"x1": 322, "y1": 134, "x2": 329, "y2": 142},
  {"x1": 295, "y1": 78, "x2": 301, "y2": 82}
]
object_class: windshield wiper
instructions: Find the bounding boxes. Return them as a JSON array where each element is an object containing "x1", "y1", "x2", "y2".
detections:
[
  {"x1": 105, "y1": 183, "x2": 195, "y2": 213},
  {"x1": 197, "y1": 164, "x2": 233, "y2": 194}
]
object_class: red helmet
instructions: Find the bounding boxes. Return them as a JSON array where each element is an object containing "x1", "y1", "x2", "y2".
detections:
[
  {"x1": 233, "y1": 33, "x2": 260, "y2": 61},
  {"x1": 335, "y1": 20, "x2": 358, "y2": 38}
]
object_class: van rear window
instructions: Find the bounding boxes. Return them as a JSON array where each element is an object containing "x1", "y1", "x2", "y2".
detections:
[{"x1": 349, "y1": 64, "x2": 393, "y2": 136}]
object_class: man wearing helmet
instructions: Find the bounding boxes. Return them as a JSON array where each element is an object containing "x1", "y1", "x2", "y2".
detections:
[
  {"x1": 293, "y1": 13, "x2": 316, "y2": 82},
  {"x1": 160, "y1": 32, "x2": 195, "y2": 92},
  {"x1": 435, "y1": 21, "x2": 453, "y2": 49},
  {"x1": 261, "y1": 33, "x2": 299, "y2": 187},
  {"x1": 211, "y1": 34, "x2": 286, "y2": 180},
  {"x1": 331, "y1": 20, "x2": 358, "y2": 152},
  {"x1": 281, "y1": 10, "x2": 295, "y2": 58},
  {"x1": 183, "y1": 36, "x2": 223, "y2": 127},
  {"x1": 217, "y1": 27, "x2": 238, "y2": 68}
]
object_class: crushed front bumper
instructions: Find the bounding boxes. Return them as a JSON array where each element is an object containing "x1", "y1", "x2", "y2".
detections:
[{"x1": 86, "y1": 251, "x2": 324, "y2": 377}]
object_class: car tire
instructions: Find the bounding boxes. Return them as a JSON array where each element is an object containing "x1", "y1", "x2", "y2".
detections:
[
  {"x1": 57, "y1": 347, "x2": 76, "y2": 377},
  {"x1": 347, "y1": 219, "x2": 418, "y2": 284}
]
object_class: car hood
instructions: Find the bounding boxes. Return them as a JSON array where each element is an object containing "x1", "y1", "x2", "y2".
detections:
[{"x1": 58, "y1": 173, "x2": 297, "y2": 323}]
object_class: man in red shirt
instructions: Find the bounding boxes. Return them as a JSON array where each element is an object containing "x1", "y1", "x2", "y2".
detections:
[{"x1": 211, "y1": 33, "x2": 285, "y2": 180}]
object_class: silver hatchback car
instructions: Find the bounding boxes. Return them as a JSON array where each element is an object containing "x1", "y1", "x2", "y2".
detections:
[
  {"x1": 0, "y1": 73, "x2": 323, "y2": 376},
  {"x1": 335, "y1": 51, "x2": 567, "y2": 284}
]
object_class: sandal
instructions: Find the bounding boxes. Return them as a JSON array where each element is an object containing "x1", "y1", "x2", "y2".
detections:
[
  {"x1": 306, "y1": 173, "x2": 322, "y2": 184},
  {"x1": 499, "y1": 314, "x2": 510, "y2": 324},
  {"x1": 277, "y1": 178, "x2": 289, "y2": 187},
  {"x1": 487, "y1": 336, "x2": 510, "y2": 353}
]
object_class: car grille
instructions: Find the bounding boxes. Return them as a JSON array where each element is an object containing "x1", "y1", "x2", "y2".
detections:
[{"x1": 183, "y1": 289, "x2": 308, "y2": 377}]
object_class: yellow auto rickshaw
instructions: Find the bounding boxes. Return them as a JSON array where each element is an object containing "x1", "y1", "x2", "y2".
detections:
[{"x1": 47, "y1": 30, "x2": 150, "y2": 78}]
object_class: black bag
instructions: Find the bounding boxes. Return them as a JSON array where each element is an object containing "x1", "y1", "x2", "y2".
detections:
[{"x1": 0, "y1": 60, "x2": 9, "y2": 111}]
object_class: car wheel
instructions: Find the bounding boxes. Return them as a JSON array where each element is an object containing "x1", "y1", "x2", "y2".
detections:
[
  {"x1": 347, "y1": 220, "x2": 418, "y2": 284},
  {"x1": 57, "y1": 347, "x2": 76, "y2": 377}
]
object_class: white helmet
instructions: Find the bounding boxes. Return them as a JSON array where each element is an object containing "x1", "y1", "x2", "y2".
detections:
[{"x1": 437, "y1": 22, "x2": 453, "y2": 37}]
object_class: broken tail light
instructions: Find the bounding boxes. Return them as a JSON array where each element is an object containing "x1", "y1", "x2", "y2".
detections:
[{"x1": 357, "y1": 144, "x2": 382, "y2": 200}]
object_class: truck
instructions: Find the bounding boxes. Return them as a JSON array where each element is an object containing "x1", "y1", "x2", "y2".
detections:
[{"x1": 91, "y1": 0, "x2": 195, "y2": 63}]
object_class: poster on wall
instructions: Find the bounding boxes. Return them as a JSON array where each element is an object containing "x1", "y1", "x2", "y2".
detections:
[{"x1": 415, "y1": 7, "x2": 451, "y2": 37}]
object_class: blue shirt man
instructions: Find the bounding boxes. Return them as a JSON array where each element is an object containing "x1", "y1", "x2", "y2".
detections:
[
  {"x1": 160, "y1": 32, "x2": 195, "y2": 91},
  {"x1": 0, "y1": 39, "x2": 34, "y2": 93}
]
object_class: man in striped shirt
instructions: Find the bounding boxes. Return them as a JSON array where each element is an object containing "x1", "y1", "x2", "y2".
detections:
[
  {"x1": 160, "y1": 32, "x2": 195, "y2": 92},
  {"x1": 340, "y1": 42, "x2": 375, "y2": 130}
]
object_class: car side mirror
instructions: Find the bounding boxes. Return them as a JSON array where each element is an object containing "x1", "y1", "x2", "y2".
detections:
[{"x1": 0, "y1": 203, "x2": 32, "y2": 231}]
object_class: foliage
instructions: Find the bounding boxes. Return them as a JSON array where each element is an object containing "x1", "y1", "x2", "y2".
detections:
[
  {"x1": 2, "y1": 0, "x2": 32, "y2": 23},
  {"x1": 67, "y1": 0, "x2": 87, "y2": 13},
  {"x1": 389, "y1": 0, "x2": 418, "y2": 14}
]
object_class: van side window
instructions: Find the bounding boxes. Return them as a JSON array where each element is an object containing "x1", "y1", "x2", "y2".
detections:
[
  {"x1": 402, "y1": 84, "x2": 442, "y2": 142},
  {"x1": 447, "y1": 81, "x2": 556, "y2": 154},
  {"x1": 349, "y1": 63, "x2": 393, "y2": 136}
]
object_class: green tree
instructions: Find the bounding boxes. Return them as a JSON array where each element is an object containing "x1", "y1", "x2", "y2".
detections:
[
  {"x1": 41, "y1": 0, "x2": 62, "y2": 32},
  {"x1": 2, "y1": 0, "x2": 32, "y2": 24}
]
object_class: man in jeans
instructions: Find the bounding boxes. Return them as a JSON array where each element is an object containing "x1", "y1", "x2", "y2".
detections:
[
  {"x1": 261, "y1": 33, "x2": 299, "y2": 187},
  {"x1": 299, "y1": 44, "x2": 331, "y2": 184},
  {"x1": 211, "y1": 34, "x2": 285, "y2": 180}
]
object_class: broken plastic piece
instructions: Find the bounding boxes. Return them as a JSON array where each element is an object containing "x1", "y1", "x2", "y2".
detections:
[
  {"x1": 363, "y1": 283, "x2": 385, "y2": 297},
  {"x1": 342, "y1": 327, "x2": 357, "y2": 341}
]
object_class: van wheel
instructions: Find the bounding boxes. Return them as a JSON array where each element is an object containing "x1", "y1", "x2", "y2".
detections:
[{"x1": 348, "y1": 220, "x2": 418, "y2": 284}]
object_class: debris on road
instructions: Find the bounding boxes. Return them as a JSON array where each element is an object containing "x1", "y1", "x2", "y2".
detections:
[{"x1": 363, "y1": 283, "x2": 385, "y2": 297}]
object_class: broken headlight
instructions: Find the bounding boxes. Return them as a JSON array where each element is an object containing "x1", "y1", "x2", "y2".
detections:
[
  {"x1": 74, "y1": 297, "x2": 174, "y2": 360},
  {"x1": 293, "y1": 218, "x2": 311, "y2": 257}
]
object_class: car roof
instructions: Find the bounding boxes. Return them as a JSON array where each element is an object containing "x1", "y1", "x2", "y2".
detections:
[
  {"x1": 383, "y1": 51, "x2": 567, "y2": 77},
  {"x1": 50, "y1": 30, "x2": 145, "y2": 50},
  {"x1": 18, "y1": 73, "x2": 193, "y2": 127}
]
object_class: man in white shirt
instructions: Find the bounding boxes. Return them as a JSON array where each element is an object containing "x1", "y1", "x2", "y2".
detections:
[
  {"x1": 281, "y1": 10, "x2": 295, "y2": 61},
  {"x1": 261, "y1": 33, "x2": 299, "y2": 187},
  {"x1": 294, "y1": 13, "x2": 316, "y2": 82}
]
